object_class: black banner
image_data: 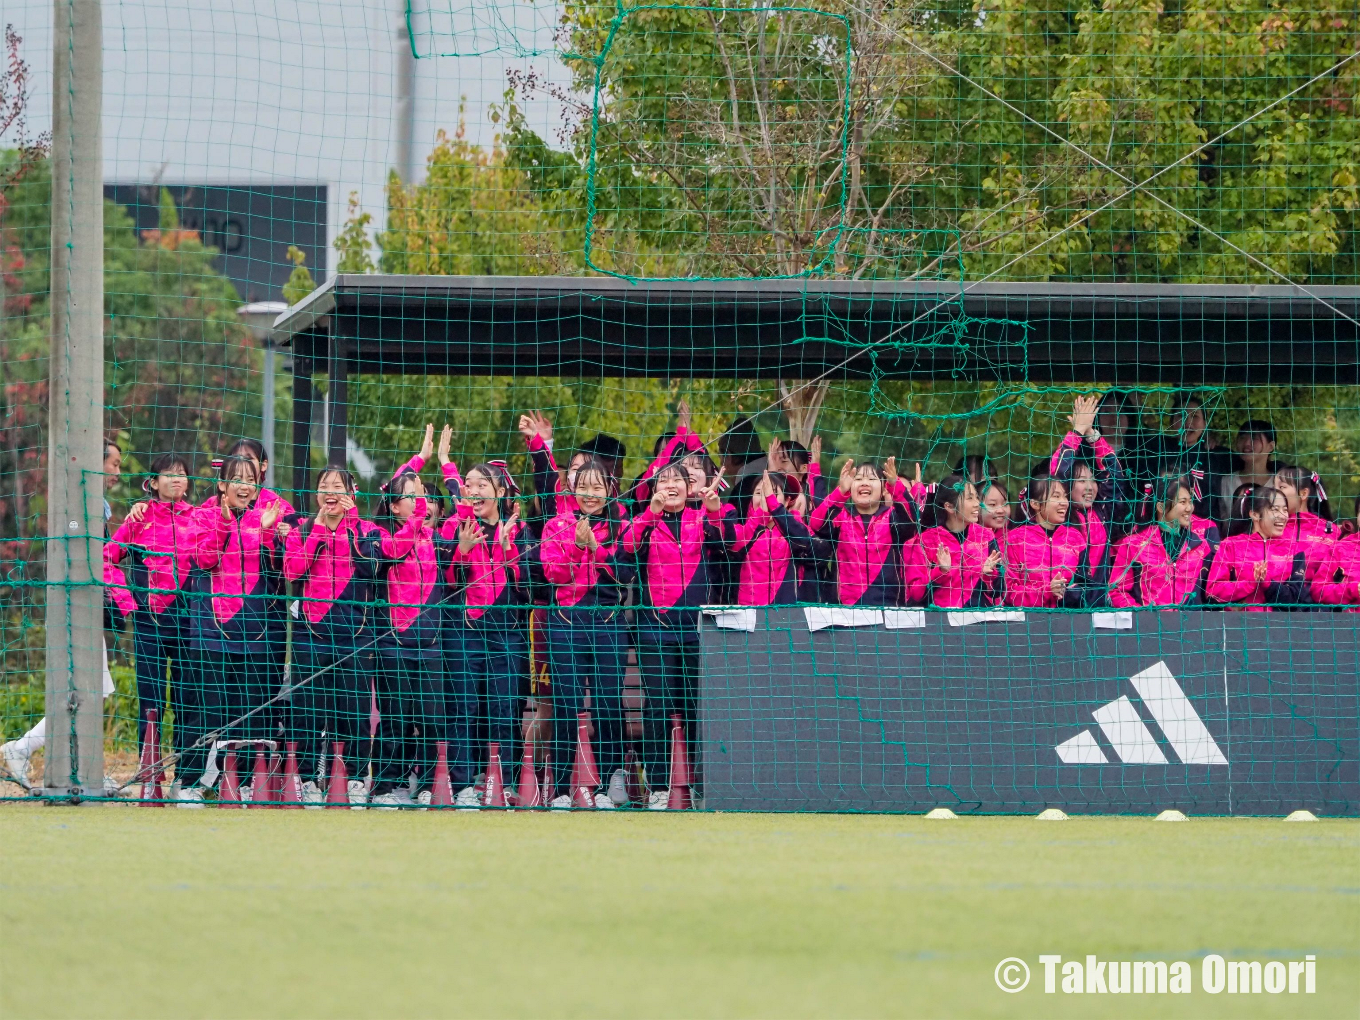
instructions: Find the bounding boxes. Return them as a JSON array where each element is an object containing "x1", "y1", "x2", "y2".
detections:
[{"x1": 698, "y1": 608, "x2": 1360, "y2": 816}]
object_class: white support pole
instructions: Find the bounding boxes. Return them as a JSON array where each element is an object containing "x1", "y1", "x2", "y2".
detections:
[{"x1": 44, "y1": 0, "x2": 105, "y2": 798}]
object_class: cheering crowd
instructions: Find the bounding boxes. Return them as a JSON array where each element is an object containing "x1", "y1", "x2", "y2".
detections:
[{"x1": 4, "y1": 391, "x2": 1357, "y2": 806}]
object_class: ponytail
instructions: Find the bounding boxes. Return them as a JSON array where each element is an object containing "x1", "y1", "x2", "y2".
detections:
[
  {"x1": 1274, "y1": 464, "x2": 1332, "y2": 521},
  {"x1": 920, "y1": 473, "x2": 969, "y2": 529}
]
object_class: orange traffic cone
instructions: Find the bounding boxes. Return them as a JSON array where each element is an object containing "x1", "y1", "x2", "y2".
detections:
[
  {"x1": 667, "y1": 714, "x2": 692, "y2": 810},
  {"x1": 570, "y1": 711, "x2": 600, "y2": 808},
  {"x1": 219, "y1": 747, "x2": 243, "y2": 806},
  {"x1": 430, "y1": 741, "x2": 453, "y2": 807},
  {"x1": 482, "y1": 743, "x2": 508, "y2": 807},
  {"x1": 279, "y1": 742, "x2": 303, "y2": 808},
  {"x1": 516, "y1": 737, "x2": 540, "y2": 808},
  {"x1": 250, "y1": 747, "x2": 274, "y2": 806},
  {"x1": 138, "y1": 709, "x2": 164, "y2": 805},
  {"x1": 324, "y1": 742, "x2": 349, "y2": 807}
]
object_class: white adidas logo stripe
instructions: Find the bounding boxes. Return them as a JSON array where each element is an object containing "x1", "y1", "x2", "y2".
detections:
[{"x1": 1055, "y1": 661, "x2": 1228, "y2": 766}]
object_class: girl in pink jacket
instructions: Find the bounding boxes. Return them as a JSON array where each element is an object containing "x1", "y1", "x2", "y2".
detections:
[
  {"x1": 1107, "y1": 475, "x2": 1214, "y2": 608},
  {"x1": 1313, "y1": 494, "x2": 1360, "y2": 609},
  {"x1": 1048, "y1": 395, "x2": 1130, "y2": 584},
  {"x1": 729, "y1": 470, "x2": 825, "y2": 606},
  {"x1": 1272, "y1": 465, "x2": 1336, "y2": 580},
  {"x1": 189, "y1": 456, "x2": 287, "y2": 789},
  {"x1": 915, "y1": 475, "x2": 1004, "y2": 609},
  {"x1": 1003, "y1": 477, "x2": 1091, "y2": 608},
  {"x1": 105, "y1": 453, "x2": 200, "y2": 793},
  {"x1": 621, "y1": 462, "x2": 727, "y2": 805},
  {"x1": 1206, "y1": 486, "x2": 1309, "y2": 610},
  {"x1": 808, "y1": 459, "x2": 916, "y2": 607},
  {"x1": 538, "y1": 458, "x2": 634, "y2": 791}
]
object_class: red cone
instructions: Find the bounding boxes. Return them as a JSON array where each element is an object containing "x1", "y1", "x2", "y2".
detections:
[
  {"x1": 138, "y1": 709, "x2": 164, "y2": 805},
  {"x1": 482, "y1": 743, "x2": 508, "y2": 807},
  {"x1": 539, "y1": 750, "x2": 555, "y2": 806},
  {"x1": 429, "y1": 741, "x2": 453, "y2": 807},
  {"x1": 325, "y1": 742, "x2": 349, "y2": 807},
  {"x1": 279, "y1": 742, "x2": 303, "y2": 808},
  {"x1": 250, "y1": 747, "x2": 274, "y2": 807},
  {"x1": 570, "y1": 711, "x2": 600, "y2": 808},
  {"x1": 516, "y1": 737, "x2": 540, "y2": 808},
  {"x1": 219, "y1": 748, "x2": 243, "y2": 806},
  {"x1": 667, "y1": 714, "x2": 692, "y2": 810}
]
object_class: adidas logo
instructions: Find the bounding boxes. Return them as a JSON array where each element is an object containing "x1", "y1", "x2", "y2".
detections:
[{"x1": 1055, "y1": 661, "x2": 1228, "y2": 766}]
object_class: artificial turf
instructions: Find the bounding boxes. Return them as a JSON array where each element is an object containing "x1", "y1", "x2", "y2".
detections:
[{"x1": 0, "y1": 806, "x2": 1355, "y2": 1019}]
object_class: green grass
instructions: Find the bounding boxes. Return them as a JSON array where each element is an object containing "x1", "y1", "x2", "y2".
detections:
[{"x1": 0, "y1": 808, "x2": 1355, "y2": 1019}]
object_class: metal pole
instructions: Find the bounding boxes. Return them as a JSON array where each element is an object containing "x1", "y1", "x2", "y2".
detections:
[
  {"x1": 44, "y1": 0, "x2": 105, "y2": 799},
  {"x1": 262, "y1": 341, "x2": 275, "y2": 487},
  {"x1": 394, "y1": 0, "x2": 416, "y2": 183}
]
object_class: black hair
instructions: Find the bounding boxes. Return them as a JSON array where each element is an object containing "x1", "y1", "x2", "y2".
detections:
[
  {"x1": 652, "y1": 431, "x2": 675, "y2": 458},
  {"x1": 375, "y1": 468, "x2": 422, "y2": 530},
  {"x1": 227, "y1": 438, "x2": 267, "y2": 464},
  {"x1": 145, "y1": 452, "x2": 192, "y2": 498},
  {"x1": 579, "y1": 434, "x2": 626, "y2": 472},
  {"x1": 573, "y1": 456, "x2": 620, "y2": 545},
  {"x1": 781, "y1": 440, "x2": 811, "y2": 471},
  {"x1": 764, "y1": 470, "x2": 790, "y2": 495},
  {"x1": 652, "y1": 461, "x2": 689, "y2": 500},
  {"x1": 718, "y1": 418, "x2": 762, "y2": 465},
  {"x1": 217, "y1": 455, "x2": 260, "y2": 485},
  {"x1": 103, "y1": 437, "x2": 121, "y2": 460},
  {"x1": 953, "y1": 454, "x2": 991, "y2": 486},
  {"x1": 1237, "y1": 419, "x2": 1276, "y2": 445},
  {"x1": 1273, "y1": 464, "x2": 1332, "y2": 521},
  {"x1": 1225, "y1": 483, "x2": 1257, "y2": 538},
  {"x1": 1150, "y1": 474, "x2": 1194, "y2": 524},
  {"x1": 921, "y1": 473, "x2": 973, "y2": 529},
  {"x1": 1246, "y1": 485, "x2": 1287, "y2": 530},
  {"x1": 1172, "y1": 390, "x2": 1207, "y2": 413},
  {"x1": 316, "y1": 464, "x2": 356, "y2": 494},
  {"x1": 1098, "y1": 390, "x2": 1133, "y2": 417},
  {"x1": 1027, "y1": 475, "x2": 1066, "y2": 508}
]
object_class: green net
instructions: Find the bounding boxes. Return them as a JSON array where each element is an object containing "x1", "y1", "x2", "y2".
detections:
[{"x1": 0, "y1": 0, "x2": 1356, "y2": 812}]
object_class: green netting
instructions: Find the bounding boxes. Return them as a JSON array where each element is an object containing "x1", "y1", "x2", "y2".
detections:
[{"x1": 0, "y1": 0, "x2": 1357, "y2": 812}]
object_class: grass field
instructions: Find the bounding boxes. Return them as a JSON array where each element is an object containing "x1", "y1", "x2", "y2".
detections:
[{"x1": 0, "y1": 806, "x2": 1355, "y2": 1019}]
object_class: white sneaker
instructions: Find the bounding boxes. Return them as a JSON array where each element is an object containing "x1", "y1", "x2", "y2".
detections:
[
  {"x1": 594, "y1": 793, "x2": 615, "y2": 810},
  {"x1": 648, "y1": 790, "x2": 669, "y2": 810},
  {"x1": 175, "y1": 785, "x2": 206, "y2": 808},
  {"x1": 550, "y1": 794, "x2": 572, "y2": 809},
  {"x1": 347, "y1": 779, "x2": 368, "y2": 810},
  {"x1": 370, "y1": 791, "x2": 401, "y2": 811},
  {"x1": 454, "y1": 785, "x2": 480, "y2": 809},
  {"x1": 607, "y1": 769, "x2": 628, "y2": 807},
  {"x1": 2, "y1": 741, "x2": 31, "y2": 789},
  {"x1": 300, "y1": 780, "x2": 323, "y2": 808},
  {"x1": 239, "y1": 783, "x2": 254, "y2": 803},
  {"x1": 415, "y1": 790, "x2": 431, "y2": 810}
]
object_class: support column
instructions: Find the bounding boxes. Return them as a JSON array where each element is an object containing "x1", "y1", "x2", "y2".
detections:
[
  {"x1": 291, "y1": 353, "x2": 314, "y2": 511},
  {"x1": 327, "y1": 340, "x2": 348, "y2": 469},
  {"x1": 44, "y1": 0, "x2": 105, "y2": 798}
]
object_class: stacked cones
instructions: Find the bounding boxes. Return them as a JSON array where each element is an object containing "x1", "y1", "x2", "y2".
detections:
[
  {"x1": 429, "y1": 741, "x2": 454, "y2": 807},
  {"x1": 667, "y1": 714, "x2": 692, "y2": 810},
  {"x1": 571, "y1": 712, "x2": 601, "y2": 809},
  {"x1": 138, "y1": 709, "x2": 165, "y2": 805},
  {"x1": 219, "y1": 747, "x2": 243, "y2": 806},
  {"x1": 279, "y1": 742, "x2": 303, "y2": 808},
  {"x1": 516, "y1": 738, "x2": 541, "y2": 808},
  {"x1": 482, "y1": 743, "x2": 508, "y2": 807},
  {"x1": 324, "y1": 742, "x2": 349, "y2": 807}
]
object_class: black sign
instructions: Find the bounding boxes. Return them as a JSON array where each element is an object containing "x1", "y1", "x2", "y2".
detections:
[
  {"x1": 104, "y1": 184, "x2": 327, "y2": 304},
  {"x1": 699, "y1": 608, "x2": 1359, "y2": 816}
]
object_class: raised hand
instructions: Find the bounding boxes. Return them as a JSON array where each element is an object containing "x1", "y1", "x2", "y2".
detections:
[
  {"x1": 1069, "y1": 394, "x2": 1100, "y2": 438},
  {"x1": 275, "y1": 520, "x2": 292, "y2": 541},
  {"x1": 1253, "y1": 560, "x2": 1269, "y2": 585},
  {"x1": 981, "y1": 549, "x2": 1002, "y2": 577},
  {"x1": 809, "y1": 435, "x2": 822, "y2": 466},
  {"x1": 419, "y1": 423, "x2": 435, "y2": 462},
  {"x1": 649, "y1": 489, "x2": 666, "y2": 515},
  {"x1": 337, "y1": 494, "x2": 356, "y2": 516},
  {"x1": 699, "y1": 467, "x2": 726, "y2": 512},
  {"x1": 438, "y1": 424, "x2": 453, "y2": 466},
  {"x1": 501, "y1": 506, "x2": 521, "y2": 552},
  {"x1": 677, "y1": 399, "x2": 692, "y2": 432},
  {"x1": 457, "y1": 519, "x2": 484, "y2": 555},
  {"x1": 125, "y1": 501, "x2": 148, "y2": 524},
  {"x1": 220, "y1": 501, "x2": 234, "y2": 521},
  {"x1": 935, "y1": 544, "x2": 952, "y2": 571},
  {"x1": 883, "y1": 456, "x2": 899, "y2": 492},
  {"x1": 838, "y1": 458, "x2": 856, "y2": 494},
  {"x1": 913, "y1": 462, "x2": 923, "y2": 489},
  {"x1": 260, "y1": 502, "x2": 282, "y2": 529},
  {"x1": 574, "y1": 515, "x2": 598, "y2": 551}
]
